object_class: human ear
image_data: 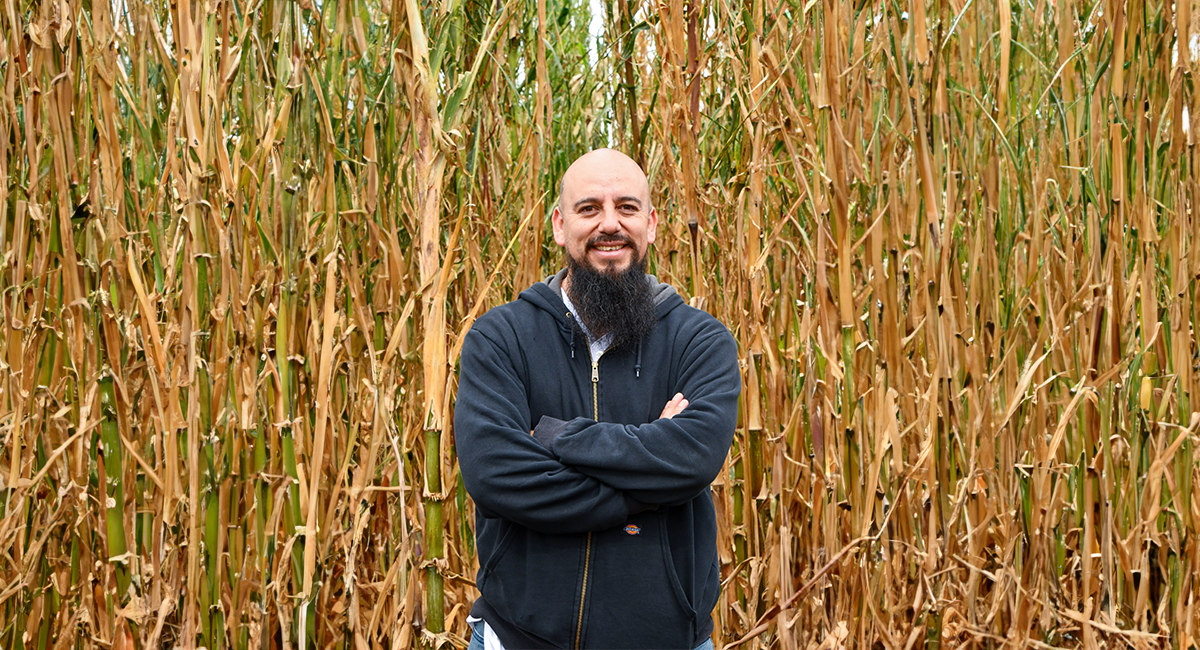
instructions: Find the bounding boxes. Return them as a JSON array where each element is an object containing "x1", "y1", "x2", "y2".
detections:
[{"x1": 552, "y1": 206, "x2": 566, "y2": 246}]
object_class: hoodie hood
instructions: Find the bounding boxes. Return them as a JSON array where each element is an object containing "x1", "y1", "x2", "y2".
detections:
[
  {"x1": 519, "y1": 268, "x2": 685, "y2": 376},
  {"x1": 521, "y1": 267, "x2": 682, "y2": 324}
]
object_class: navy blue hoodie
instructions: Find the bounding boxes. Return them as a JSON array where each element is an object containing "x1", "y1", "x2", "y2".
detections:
[{"x1": 454, "y1": 270, "x2": 740, "y2": 649}]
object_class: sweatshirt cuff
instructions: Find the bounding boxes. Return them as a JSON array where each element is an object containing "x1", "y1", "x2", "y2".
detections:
[{"x1": 531, "y1": 415, "x2": 570, "y2": 452}]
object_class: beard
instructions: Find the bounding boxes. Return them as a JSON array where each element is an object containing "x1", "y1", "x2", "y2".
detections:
[{"x1": 565, "y1": 243, "x2": 658, "y2": 352}]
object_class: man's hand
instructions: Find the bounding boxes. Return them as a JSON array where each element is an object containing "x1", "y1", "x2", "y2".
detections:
[
  {"x1": 659, "y1": 393, "x2": 689, "y2": 419},
  {"x1": 533, "y1": 394, "x2": 687, "y2": 436}
]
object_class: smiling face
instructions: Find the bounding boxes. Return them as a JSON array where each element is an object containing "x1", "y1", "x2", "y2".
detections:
[{"x1": 552, "y1": 149, "x2": 658, "y2": 279}]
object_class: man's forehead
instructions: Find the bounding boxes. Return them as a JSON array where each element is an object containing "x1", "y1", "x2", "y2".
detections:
[{"x1": 560, "y1": 150, "x2": 650, "y2": 203}]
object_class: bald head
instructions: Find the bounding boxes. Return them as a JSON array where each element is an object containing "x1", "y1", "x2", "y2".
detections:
[{"x1": 558, "y1": 149, "x2": 651, "y2": 214}]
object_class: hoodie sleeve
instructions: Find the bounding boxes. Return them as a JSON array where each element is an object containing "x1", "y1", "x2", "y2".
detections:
[
  {"x1": 454, "y1": 323, "x2": 645, "y2": 534},
  {"x1": 537, "y1": 322, "x2": 741, "y2": 507}
]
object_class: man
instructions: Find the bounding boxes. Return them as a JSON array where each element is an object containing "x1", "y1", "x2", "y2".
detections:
[{"x1": 454, "y1": 149, "x2": 740, "y2": 649}]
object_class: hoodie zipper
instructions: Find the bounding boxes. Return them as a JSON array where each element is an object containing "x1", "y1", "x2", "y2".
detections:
[
  {"x1": 590, "y1": 361, "x2": 599, "y2": 419},
  {"x1": 574, "y1": 359, "x2": 600, "y2": 649}
]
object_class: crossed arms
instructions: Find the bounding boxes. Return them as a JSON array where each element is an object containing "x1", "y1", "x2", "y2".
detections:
[{"x1": 453, "y1": 321, "x2": 740, "y2": 535}]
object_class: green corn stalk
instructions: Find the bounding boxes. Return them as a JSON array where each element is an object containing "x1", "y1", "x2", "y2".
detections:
[
  {"x1": 34, "y1": 556, "x2": 56, "y2": 650},
  {"x1": 250, "y1": 419, "x2": 271, "y2": 650},
  {"x1": 1169, "y1": 550, "x2": 1181, "y2": 646},
  {"x1": 276, "y1": 284, "x2": 312, "y2": 646},
  {"x1": 99, "y1": 375, "x2": 131, "y2": 601},
  {"x1": 204, "y1": 428, "x2": 226, "y2": 649},
  {"x1": 925, "y1": 607, "x2": 942, "y2": 650},
  {"x1": 424, "y1": 427, "x2": 445, "y2": 633},
  {"x1": 731, "y1": 435, "x2": 747, "y2": 610}
]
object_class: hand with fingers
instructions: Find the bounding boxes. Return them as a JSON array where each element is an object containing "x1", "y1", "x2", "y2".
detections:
[
  {"x1": 532, "y1": 393, "x2": 686, "y2": 434},
  {"x1": 659, "y1": 393, "x2": 688, "y2": 420}
]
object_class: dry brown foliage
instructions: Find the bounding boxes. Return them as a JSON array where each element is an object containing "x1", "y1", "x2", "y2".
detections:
[{"x1": 1, "y1": 0, "x2": 1199, "y2": 647}]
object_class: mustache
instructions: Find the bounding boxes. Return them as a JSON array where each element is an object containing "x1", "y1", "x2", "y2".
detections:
[{"x1": 587, "y1": 234, "x2": 633, "y2": 248}]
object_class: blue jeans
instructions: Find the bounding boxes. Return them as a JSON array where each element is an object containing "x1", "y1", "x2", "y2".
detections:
[
  {"x1": 467, "y1": 620, "x2": 715, "y2": 650},
  {"x1": 467, "y1": 620, "x2": 484, "y2": 650}
]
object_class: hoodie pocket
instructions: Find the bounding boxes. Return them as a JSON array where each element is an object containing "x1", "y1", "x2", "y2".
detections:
[
  {"x1": 658, "y1": 522, "x2": 697, "y2": 619},
  {"x1": 477, "y1": 523, "x2": 588, "y2": 648},
  {"x1": 477, "y1": 519, "x2": 516, "y2": 583},
  {"x1": 582, "y1": 514, "x2": 696, "y2": 649}
]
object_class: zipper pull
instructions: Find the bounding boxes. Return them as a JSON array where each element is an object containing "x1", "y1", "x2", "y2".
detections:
[{"x1": 591, "y1": 361, "x2": 598, "y2": 383}]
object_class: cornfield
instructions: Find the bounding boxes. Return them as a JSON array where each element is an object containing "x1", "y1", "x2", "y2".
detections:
[{"x1": 2, "y1": 0, "x2": 1199, "y2": 646}]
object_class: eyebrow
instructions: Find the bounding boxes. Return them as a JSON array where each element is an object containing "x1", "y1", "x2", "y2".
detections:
[{"x1": 572, "y1": 196, "x2": 644, "y2": 211}]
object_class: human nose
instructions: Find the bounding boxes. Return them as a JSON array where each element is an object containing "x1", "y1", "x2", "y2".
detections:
[{"x1": 598, "y1": 205, "x2": 621, "y2": 232}]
